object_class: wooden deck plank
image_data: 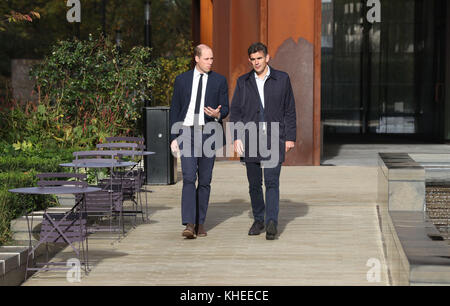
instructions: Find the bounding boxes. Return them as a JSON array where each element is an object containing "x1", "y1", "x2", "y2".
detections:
[{"x1": 23, "y1": 162, "x2": 388, "y2": 286}]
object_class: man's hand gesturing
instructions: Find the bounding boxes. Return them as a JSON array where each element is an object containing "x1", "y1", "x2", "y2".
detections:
[{"x1": 204, "y1": 105, "x2": 221, "y2": 119}]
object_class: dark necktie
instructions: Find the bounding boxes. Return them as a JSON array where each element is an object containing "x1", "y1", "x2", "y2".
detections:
[{"x1": 194, "y1": 73, "x2": 204, "y2": 115}]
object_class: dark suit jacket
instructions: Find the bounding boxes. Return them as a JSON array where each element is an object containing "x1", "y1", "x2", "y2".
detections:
[
  {"x1": 169, "y1": 70, "x2": 229, "y2": 143},
  {"x1": 229, "y1": 66, "x2": 297, "y2": 163}
]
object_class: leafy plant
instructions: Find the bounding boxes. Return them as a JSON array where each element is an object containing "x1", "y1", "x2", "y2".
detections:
[
  {"x1": 21, "y1": 34, "x2": 159, "y2": 148},
  {"x1": 12, "y1": 140, "x2": 33, "y2": 152},
  {"x1": 0, "y1": 9, "x2": 40, "y2": 32},
  {"x1": 152, "y1": 38, "x2": 192, "y2": 106}
]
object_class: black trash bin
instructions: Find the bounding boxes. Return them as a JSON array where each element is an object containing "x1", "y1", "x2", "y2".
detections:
[{"x1": 143, "y1": 107, "x2": 177, "y2": 185}]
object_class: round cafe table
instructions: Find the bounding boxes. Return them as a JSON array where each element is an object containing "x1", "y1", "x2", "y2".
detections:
[{"x1": 9, "y1": 186, "x2": 101, "y2": 280}]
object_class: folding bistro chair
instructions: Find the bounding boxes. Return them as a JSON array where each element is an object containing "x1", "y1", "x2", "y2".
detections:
[
  {"x1": 33, "y1": 173, "x2": 90, "y2": 275},
  {"x1": 72, "y1": 151, "x2": 125, "y2": 239},
  {"x1": 104, "y1": 136, "x2": 146, "y2": 186},
  {"x1": 75, "y1": 190, "x2": 123, "y2": 238},
  {"x1": 97, "y1": 139, "x2": 148, "y2": 221}
]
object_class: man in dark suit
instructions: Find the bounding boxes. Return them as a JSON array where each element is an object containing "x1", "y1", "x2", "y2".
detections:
[
  {"x1": 230, "y1": 42, "x2": 296, "y2": 240},
  {"x1": 169, "y1": 44, "x2": 229, "y2": 239}
]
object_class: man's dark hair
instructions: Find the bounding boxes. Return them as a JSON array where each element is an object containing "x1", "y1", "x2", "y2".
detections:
[{"x1": 248, "y1": 42, "x2": 268, "y2": 57}]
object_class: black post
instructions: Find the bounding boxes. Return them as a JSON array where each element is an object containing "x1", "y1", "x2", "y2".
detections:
[
  {"x1": 144, "y1": 0, "x2": 152, "y2": 107},
  {"x1": 102, "y1": 0, "x2": 107, "y2": 37},
  {"x1": 145, "y1": 0, "x2": 152, "y2": 48},
  {"x1": 115, "y1": 28, "x2": 122, "y2": 50}
]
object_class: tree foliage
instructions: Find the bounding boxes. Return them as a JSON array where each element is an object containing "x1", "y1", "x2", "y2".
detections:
[
  {"x1": 1, "y1": 34, "x2": 159, "y2": 149},
  {"x1": 0, "y1": 0, "x2": 191, "y2": 76}
]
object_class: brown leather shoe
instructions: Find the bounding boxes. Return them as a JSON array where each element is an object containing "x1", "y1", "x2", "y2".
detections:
[
  {"x1": 197, "y1": 224, "x2": 207, "y2": 237},
  {"x1": 182, "y1": 224, "x2": 196, "y2": 239}
]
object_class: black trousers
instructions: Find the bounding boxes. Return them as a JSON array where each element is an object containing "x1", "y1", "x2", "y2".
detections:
[{"x1": 245, "y1": 162, "x2": 282, "y2": 225}]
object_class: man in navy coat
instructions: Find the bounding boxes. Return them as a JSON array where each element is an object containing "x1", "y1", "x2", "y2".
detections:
[
  {"x1": 169, "y1": 44, "x2": 229, "y2": 239},
  {"x1": 230, "y1": 42, "x2": 296, "y2": 240}
]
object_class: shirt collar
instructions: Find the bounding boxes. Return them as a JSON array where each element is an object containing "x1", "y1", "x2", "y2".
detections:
[
  {"x1": 194, "y1": 67, "x2": 208, "y2": 79},
  {"x1": 254, "y1": 65, "x2": 270, "y2": 81}
]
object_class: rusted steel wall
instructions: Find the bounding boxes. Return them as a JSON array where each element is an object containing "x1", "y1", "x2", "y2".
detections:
[
  {"x1": 200, "y1": 0, "x2": 213, "y2": 48},
  {"x1": 199, "y1": 0, "x2": 321, "y2": 165}
]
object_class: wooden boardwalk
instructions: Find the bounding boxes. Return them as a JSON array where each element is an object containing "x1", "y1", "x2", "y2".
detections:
[{"x1": 23, "y1": 162, "x2": 389, "y2": 286}]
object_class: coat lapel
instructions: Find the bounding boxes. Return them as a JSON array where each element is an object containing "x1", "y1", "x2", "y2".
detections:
[
  {"x1": 247, "y1": 72, "x2": 264, "y2": 109},
  {"x1": 185, "y1": 70, "x2": 194, "y2": 104},
  {"x1": 204, "y1": 71, "x2": 214, "y2": 106}
]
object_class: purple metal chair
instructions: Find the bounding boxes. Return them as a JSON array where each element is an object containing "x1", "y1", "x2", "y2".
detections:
[
  {"x1": 75, "y1": 190, "x2": 123, "y2": 238},
  {"x1": 71, "y1": 151, "x2": 125, "y2": 239},
  {"x1": 96, "y1": 139, "x2": 148, "y2": 222},
  {"x1": 35, "y1": 173, "x2": 90, "y2": 274}
]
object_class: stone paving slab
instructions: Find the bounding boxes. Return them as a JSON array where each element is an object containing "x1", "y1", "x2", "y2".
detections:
[{"x1": 22, "y1": 162, "x2": 388, "y2": 286}]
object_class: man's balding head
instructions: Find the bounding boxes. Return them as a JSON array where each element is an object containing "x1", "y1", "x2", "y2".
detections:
[
  {"x1": 194, "y1": 44, "x2": 213, "y2": 73},
  {"x1": 194, "y1": 44, "x2": 212, "y2": 58}
]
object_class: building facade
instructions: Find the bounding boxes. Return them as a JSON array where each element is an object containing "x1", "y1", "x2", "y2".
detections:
[{"x1": 193, "y1": 0, "x2": 450, "y2": 166}]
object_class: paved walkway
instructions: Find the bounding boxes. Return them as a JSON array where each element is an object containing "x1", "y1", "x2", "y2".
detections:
[
  {"x1": 322, "y1": 137, "x2": 450, "y2": 166},
  {"x1": 23, "y1": 161, "x2": 388, "y2": 286}
]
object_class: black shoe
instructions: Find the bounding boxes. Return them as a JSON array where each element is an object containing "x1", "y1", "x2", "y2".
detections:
[
  {"x1": 248, "y1": 220, "x2": 265, "y2": 235},
  {"x1": 266, "y1": 220, "x2": 277, "y2": 240}
]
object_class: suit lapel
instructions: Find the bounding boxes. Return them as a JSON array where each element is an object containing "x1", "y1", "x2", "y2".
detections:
[
  {"x1": 204, "y1": 71, "x2": 214, "y2": 107},
  {"x1": 185, "y1": 70, "x2": 194, "y2": 105},
  {"x1": 247, "y1": 73, "x2": 264, "y2": 109}
]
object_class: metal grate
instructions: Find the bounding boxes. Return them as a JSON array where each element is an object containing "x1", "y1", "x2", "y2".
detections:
[{"x1": 426, "y1": 185, "x2": 450, "y2": 244}]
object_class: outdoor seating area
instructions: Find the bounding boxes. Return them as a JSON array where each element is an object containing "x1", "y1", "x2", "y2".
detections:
[
  {"x1": 2, "y1": 0, "x2": 450, "y2": 290},
  {"x1": 7, "y1": 137, "x2": 155, "y2": 282}
]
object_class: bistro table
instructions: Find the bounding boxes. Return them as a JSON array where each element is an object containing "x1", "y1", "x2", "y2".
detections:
[
  {"x1": 60, "y1": 156, "x2": 141, "y2": 235},
  {"x1": 91, "y1": 150, "x2": 154, "y2": 221},
  {"x1": 9, "y1": 185, "x2": 101, "y2": 280}
]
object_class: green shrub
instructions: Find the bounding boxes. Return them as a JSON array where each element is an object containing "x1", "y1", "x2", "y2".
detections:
[
  {"x1": 24, "y1": 34, "x2": 158, "y2": 148},
  {"x1": 152, "y1": 39, "x2": 192, "y2": 106},
  {"x1": 0, "y1": 146, "x2": 75, "y2": 246},
  {"x1": 0, "y1": 171, "x2": 58, "y2": 245}
]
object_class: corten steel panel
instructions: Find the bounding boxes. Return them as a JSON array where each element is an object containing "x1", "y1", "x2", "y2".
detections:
[
  {"x1": 212, "y1": 0, "x2": 230, "y2": 83},
  {"x1": 267, "y1": 0, "x2": 318, "y2": 166},
  {"x1": 259, "y1": 0, "x2": 268, "y2": 45},
  {"x1": 198, "y1": 0, "x2": 322, "y2": 165},
  {"x1": 267, "y1": 0, "x2": 315, "y2": 53},
  {"x1": 314, "y1": 0, "x2": 321, "y2": 166},
  {"x1": 270, "y1": 38, "x2": 314, "y2": 165},
  {"x1": 229, "y1": 0, "x2": 260, "y2": 89},
  {"x1": 231, "y1": 0, "x2": 259, "y2": 161},
  {"x1": 212, "y1": 0, "x2": 233, "y2": 160},
  {"x1": 200, "y1": 0, "x2": 213, "y2": 47},
  {"x1": 213, "y1": 0, "x2": 260, "y2": 160}
]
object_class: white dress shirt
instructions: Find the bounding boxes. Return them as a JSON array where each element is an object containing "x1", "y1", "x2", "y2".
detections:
[
  {"x1": 255, "y1": 66, "x2": 270, "y2": 133},
  {"x1": 183, "y1": 67, "x2": 208, "y2": 126},
  {"x1": 254, "y1": 65, "x2": 270, "y2": 109}
]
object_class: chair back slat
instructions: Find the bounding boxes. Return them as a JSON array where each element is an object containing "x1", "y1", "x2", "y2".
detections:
[
  {"x1": 76, "y1": 191, "x2": 123, "y2": 212},
  {"x1": 104, "y1": 136, "x2": 146, "y2": 150},
  {"x1": 37, "y1": 173, "x2": 86, "y2": 179},
  {"x1": 105, "y1": 136, "x2": 144, "y2": 143},
  {"x1": 37, "y1": 180, "x2": 87, "y2": 187},
  {"x1": 97, "y1": 143, "x2": 139, "y2": 149},
  {"x1": 73, "y1": 151, "x2": 117, "y2": 158},
  {"x1": 37, "y1": 173, "x2": 87, "y2": 188},
  {"x1": 39, "y1": 212, "x2": 87, "y2": 244},
  {"x1": 72, "y1": 158, "x2": 118, "y2": 165}
]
